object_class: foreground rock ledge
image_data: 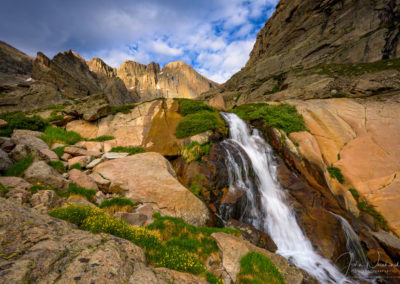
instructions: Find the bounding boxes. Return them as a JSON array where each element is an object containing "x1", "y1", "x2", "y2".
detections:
[
  {"x1": 0, "y1": 198, "x2": 207, "y2": 284},
  {"x1": 94, "y1": 152, "x2": 212, "y2": 226}
]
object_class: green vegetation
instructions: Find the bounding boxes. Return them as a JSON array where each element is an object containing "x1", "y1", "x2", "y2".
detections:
[
  {"x1": 0, "y1": 112, "x2": 49, "y2": 137},
  {"x1": 181, "y1": 141, "x2": 212, "y2": 163},
  {"x1": 206, "y1": 272, "x2": 224, "y2": 284},
  {"x1": 110, "y1": 104, "x2": 136, "y2": 115},
  {"x1": 99, "y1": 197, "x2": 138, "y2": 214},
  {"x1": 47, "y1": 160, "x2": 65, "y2": 174},
  {"x1": 29, "y1": 183, "x2": 64, "y2": 197},
  {"x1": 189, "y1": 182, "x2": 202, "y2": 199},
  {"x1": 327, "y1": 166, "x2": 344, "y2": 184},
  {"x1": 89, "y1": 135, "x2": 115, "y2": 142},
  {"x1": 332, "y1": 93, "x2": 346, "y2": 98},
  {"x1": 45, "y1": 110, "x2": 64, "y2": 123},
  {"x1": 237, "y1": 252, "x2": 285, "y2": 284},
  {"x1": 176, "y1": 111, "x2": 226, "y2": 138},
  {"x1": 175, "y1": 99, "x2": 227, "y2": 139},
  {"x1": 66, "y1": 184, "x2": 96, "y2": 201},
  {"x1": 110, "y1": 146, "x2": 146, "y2": 155},
  {"x1": 52, "y1": 146, "x2": 66, "y2": 158},
  {"x1": 5, "y1": 155, "x2": 34, "y2": 177},
  {"x1": 69, "y1": 163, "x2": 82, "y2": 170},
  {"x1": 39, "y1": 126, "x2": 83, "y2": 146},
  {"x1": 309, "y1": 58, "x2": 400, "y2": 78},
  {"x1": 234, "y1": 93, "x2": 242, "y2": 103},
  {"x1": 232, "y1": 103, "x2": 307, "y2": 134},
  {"x1": 0, "y1": 183, "x2": 8, "y2": 197},
  {"x1": 348, "y1": 188, "x2": 389, "y2": 230},
  {"x1": 176, "y1": 98, "x2": 215, "y2": 116},
  {"x1": 49, "y1": 205, "x2": 207, "y2": 276}
]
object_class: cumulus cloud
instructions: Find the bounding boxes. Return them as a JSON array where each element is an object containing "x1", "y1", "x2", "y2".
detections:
[{"x1": 0, "y1": 0, "x2": 278, "y2": 83}]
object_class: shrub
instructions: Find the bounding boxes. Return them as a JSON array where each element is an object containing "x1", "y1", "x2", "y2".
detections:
[
  {"x1": 39, "y1": 126, "x2": 83, "y2": 146},
  {"x1": 327, "y1": 166, "x2": 344, "y2": 184},
  {"x1": 232, "y1": 103, "x2": 307, "y2": 134},
  {"x1": 89, "y1": 135, "x2": 115, "y2": 142},
  {"x1": 237, "y1": 252, "x2": 285, "y2": 284},
  {"x1": 189, "y1": 182, "x2": 202, "y2": 199},
  {"x1": 52, "y1": 146, "x2": 66, "y2": 158},
  {"x1": 0, "y1": 112, "x2": 49, "y2": 137},
  {"x1": 66, "y1": 184, "x2": 96, "y2": 201},
  {"x1": 206, "y1": 272, "x2": 224, "y2": 284},
  {"x1": 176, "y1": 111, "x2": 226, "y2": 138},
  {"x1": 110, "y1": 146, "x2": 146, "y2": 155},
  {"x1": 49, "y1": 204, "x2": 102, "y2": 226},
  {"x1": 99, "y1": 197, "x2": 138, "y2": 214},
  {"x1": 69, "y1": 163, "x2": 82, "y2": 170},
  {"x1": 46, "y1": 114, "x2": 64, "y2": 123},
  {"x1": 110, "y1": 104, "x2": 136, "y2": 115},
  {"x1": 181, "y1": 141, "x2": 212, "y2": 162},
  {"x1": 176, "y1": 99, "x2": 215, "y2": 116},
  {"x1": 5, "y1": 155, "x2": 34, "y2": 177},
  {"x1": 48, "y1": 160, "x2": 65, "y2": 174}
]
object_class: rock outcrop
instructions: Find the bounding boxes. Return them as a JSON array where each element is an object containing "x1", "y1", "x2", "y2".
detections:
[
  {"x1": 93, "y1": 152, "x2": 212, "y2": 226},
  {"x1": 0, "y1": 198, "x2": 206, "y2": 283},
  {"x1": 117, "y1": 60, "x2": 218, "y2": 101},
  {"x1": 0, "y1": 41, "x2": 33, "y2": 85}
]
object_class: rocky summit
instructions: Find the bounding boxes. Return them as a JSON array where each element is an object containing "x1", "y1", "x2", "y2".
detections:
[{"x1": 1, "y1": 0, "x2": 400, "y2": 283}]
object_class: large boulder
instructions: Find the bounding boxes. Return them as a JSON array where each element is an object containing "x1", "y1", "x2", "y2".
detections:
[
  {"x1": 94, "y1": 152, "x2": 212, "y2": 226},
  {"x1": 211, "y1": 232, "x2": 303, "y2": 283},
  {"x1": 24, "y1": 161, "x2": 68, "y2": 190}
]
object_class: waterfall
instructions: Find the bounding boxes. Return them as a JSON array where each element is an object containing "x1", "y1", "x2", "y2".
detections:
[
  {"x1": 330, "y1": 212, "x2": 377, "y2": 283},
  {"x1": 221, "y1": 112, "x2": 352, "y2": 284}
]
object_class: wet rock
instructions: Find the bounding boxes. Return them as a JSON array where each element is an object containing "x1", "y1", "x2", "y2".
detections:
[
  {"x1": 68, "y1": 169, "x2": 98, "y2": 190},
  {"x1": 94, "y1": 152, "x2": 212, "y2": 226},
  {"x1": 372, "y1": 231, "x2": 400, "y2": 262}
]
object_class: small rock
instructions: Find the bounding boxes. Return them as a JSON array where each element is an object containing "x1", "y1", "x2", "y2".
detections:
[
  {"x1": 114, "y1": 212, "x2": 148, "y2": 226},
  {"x1": 102, "y1": 152, "x2": 129, "y2": 160},
  {"x1": 87, "y1": 158, "x2": 103, "y2": 169},
  {"x1": 0, "y1": 137, "x2": 15, "y2": 152},
  {"x1": 11, "y1": 129, "x2": 48, "y2": 150},
  {"x1": 68, "y1": 156, "x2": 91, "y2": 168},
  {"x1": 0, "y1": 119, "x2": 8, "y2": 128},
  {"x1": 80, "y1": 141, "x2": 103, "y2": 152},
  {"x1": 6, "y1": 188, "x2": 30, "y2": 204},
  {"x1": 89, "y1": 172, "x2": 110, "y2": 191},
  {"x1": 136, "y1": 203, "x2": 157, "y2": 225},
  {"x1": 67, "y1": 195, "x2": 95, "y2": 206},
  {"x1": 64, "y1": 146, "x2": 102, "y2": 158},
  {"x1": 95, "y1": 191, "x2": 106, "y2": 204},
  {"x1": 61, "y1": 153, "x2": 72, "y2": 161},
  {"x1": 0, "y1": 148, "x2": 12, "y2": 172},
  {"x1": 31, "y1": 190, "x2": 63, "y2": 213},
  {"x1": 51, "y1": 143, "x2": 66, "y2": 149},
  {"x1": 24, "y1": 161, "x2": 68, "y2": 191},
  {"x1": 68, "y1": 169, "x2": 98, "y2": 190},
  {"x1": 39, "y1": 149, "x2": 59, "y2": 161}
]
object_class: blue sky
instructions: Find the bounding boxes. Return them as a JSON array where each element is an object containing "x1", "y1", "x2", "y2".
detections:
[{"x1": 1, "y1": 0, "x2": 278, "y2": 83}]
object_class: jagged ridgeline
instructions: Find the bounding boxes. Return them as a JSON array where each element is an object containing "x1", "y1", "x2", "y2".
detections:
[{"x1": 1, "y1": 0, "x2": 400, "y2": 283}]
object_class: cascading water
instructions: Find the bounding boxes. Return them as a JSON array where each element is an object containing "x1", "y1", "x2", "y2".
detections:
[
  {"x1": 220, "y1": 112, "x2": 352, "y2": 284},
  {"x1": 330, "y1": 212, "x2": 378, "y2": 283}
]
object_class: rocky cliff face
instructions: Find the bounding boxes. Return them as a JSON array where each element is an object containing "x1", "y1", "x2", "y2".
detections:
[
  {"x1": 204, "y1": 0, "x2": 400, "y2": 105},
  {"x1": 0, "y1": 41, "x2": 33, "y2": 85},
  {"x1": 117, "y1": 60, "x2": 218, "y2": 101}
]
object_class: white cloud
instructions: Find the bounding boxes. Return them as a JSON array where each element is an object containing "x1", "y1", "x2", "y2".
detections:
[{"x1": 150, "y1": 39, "x2": 183, "y2": 57}]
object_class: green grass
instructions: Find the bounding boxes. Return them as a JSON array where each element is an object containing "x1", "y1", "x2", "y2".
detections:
[
  {"x1": 66, "y1": 184, "x2": 96, "y2": 202},
  {"x1": 89, "y1": 135, "x2": 115, "y2": 142},
  {"x1": 348, "y1": 188, "x2": 389, "y2": 230},
  {"x1": 176, "y1": 111, "x2": 226, "y2": 138},
  {"x1": 327, "y1": 166, "x2": 344, "y2": 184},
  {"x1": 0, "y1": 112, "x2": 49, "y2": 137},
  {"x1": 99, "y1": 197, "x2": 138, "y2": 209},
  {"x1": 47, "y1": 160, "x2": 65, "y2": 174},
  {"x1": 49, "y1": 205, "x2": 206, "y2": 275},
  {"x1": 189, "y1": 182, "x2": 202, "y2": 199},
  {"x1": 110, "y1": 104, "x2": 136, "y2": 115},
  {"x1": 206, "y1": 272, "x2": 223, "y2": 284},
  {"x1": 29, "y1": 183, "x2": 64, "y2": 197},
  {"x1": 110, "y1": 146, "x2": 146, "y2": 155},
  {"x1": 237, "y1": 252, "x2": 285, "y2": 284},
  {"x1": 308, "y1": 58, "x2": 400, "y2": 78},
  {"x1": 39, "y1": 126, "x2": 83, "y2": 146},
  {"x1": 69, "y1": 163, "x2": 82, "y2": 170},
  {"x1": 52, "y1": 146, "x2": 66, "y2": 158},
  {"x1": 176, "y1": 99, "x2": 215, "y2": 116},
  {"x1": 231, "y1": 104, "x2": 307, "y2": 134},
  {"x1": 5, "y1": 155, "x2": 34, "y2": 177},
  {"x1": 181, "y1": 141, "x2": 212, "y2": 163},
  {"x1": 0, "y1": 183, "x2": 8, "y2": 197}
]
